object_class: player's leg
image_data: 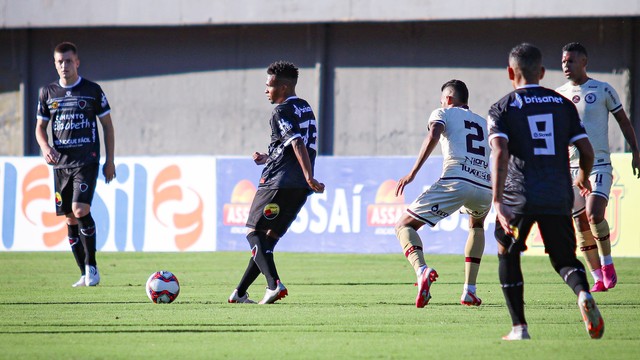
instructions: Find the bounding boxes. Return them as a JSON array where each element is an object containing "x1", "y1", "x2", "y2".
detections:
[
  {"x1": 67, "y1": 216, "x2": 87, "y2": 287},
  {"x1": 229, "y1": 256, "x2": 260, "y2": 303},
  {"x1": 461, "y1": 215, "x2": 486, "y2": 306},
  {"x1": 496, "y1": 214, "x2": 533, "y2": 340},
  {"x1": 587, "y1": 195, "x2": 616, "y2": 289},
  {"x1": 72, "y1": 163, "x2": 100, "y2": 286},
  {"x1": 573, "y1": 186, "x2": 604, "y2": 290},
  {"x1": 538, "y1": 214, "x2": 604, "y2": 339}
]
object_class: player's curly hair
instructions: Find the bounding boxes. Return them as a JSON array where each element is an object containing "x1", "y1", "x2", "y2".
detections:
[
  {"x1": 267, "y1": 61, "x2": 299, "y2": 85},
  {"x1": 562, "y1": 42, "x2": 588, "y2": 58}
]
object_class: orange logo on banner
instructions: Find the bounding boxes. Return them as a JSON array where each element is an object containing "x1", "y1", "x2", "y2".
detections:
[
  {"x1": 152, "y1": 165, "x2": 203, "y2": 251},
  {"x1": 367, "y1": 179, "x2": 406, "y2": 227},
  {"x1": 21, "y1": 165, "x2": 66, "y2": 247},
  {"x1": 223, "y1": 180, "x2": 256, "y2": 226}
]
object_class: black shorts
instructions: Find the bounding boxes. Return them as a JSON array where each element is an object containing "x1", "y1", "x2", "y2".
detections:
[
  {"x1": 495, "y1": 213, "x2": 577, "y2": 258},
  {"x1": 246, "y1": 188, "x2": 310, "y2": 237},
  {"x1": 54, "y1": 163, "x2": 99, "y2": 216}
]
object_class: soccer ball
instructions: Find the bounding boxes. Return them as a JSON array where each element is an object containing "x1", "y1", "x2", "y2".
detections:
[{"x1": 146, "y1": 271, "x2": 180, "y2": 304}]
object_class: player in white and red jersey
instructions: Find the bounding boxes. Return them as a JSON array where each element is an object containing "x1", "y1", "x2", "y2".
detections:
[
  {"x1": 556, "y1": 42, "x2": 640, "y2": 292},
  {"x1": 395, "y1": 80, "x2": 492, "y2": 308}
]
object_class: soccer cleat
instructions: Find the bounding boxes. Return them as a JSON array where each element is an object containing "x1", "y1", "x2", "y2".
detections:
[
  {"x1": 416, "y1": 267, "x2": 438, "y2": 308},
  {"x1": 72, "y1": 275, "x2": 86, "y2": 287},
  {"x1": 259, "y1": 280, "x2": 288, "y2": 304},
  {"x1": 578, "y1": 291, "x2": 604, "y2": 339},
  {"x1": 84, "y1": 265, "x2": 100, "y2": 286},
  {"x1": 601, "y1": 263, "x2": 617, "y2": 289},
  {"x1": 228, "y1": 289, "x2": 257, "y2": 304},
  {"x1": 502, "y1": 324, "x2": 531, "y2": 340},
  {"x1": 590, "y1": 280, "x2": 607, "y2": 293},
  {"x1": 460, "y1": 291, "x2": 482, "y2": 306}
]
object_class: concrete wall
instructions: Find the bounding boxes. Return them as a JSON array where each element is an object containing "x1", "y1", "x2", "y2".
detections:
[{"x1": 1, "y1": 18, "x2": 638, "y2": 157}]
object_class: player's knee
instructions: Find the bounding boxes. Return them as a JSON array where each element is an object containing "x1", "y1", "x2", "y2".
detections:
[{"x1": 587, "y1": 212, "x2": 605, "y2": 225}]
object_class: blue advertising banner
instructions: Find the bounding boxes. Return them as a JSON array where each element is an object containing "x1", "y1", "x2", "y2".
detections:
[{"x1": 216, "y1": 156, "x2": 499, "y2": 254}]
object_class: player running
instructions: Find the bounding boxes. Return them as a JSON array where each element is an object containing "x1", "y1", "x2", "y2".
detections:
[{"x1": 395, "y1": 80, "x2": 491, "y2": 308}]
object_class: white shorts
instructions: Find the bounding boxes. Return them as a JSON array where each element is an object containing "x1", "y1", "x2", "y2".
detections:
[
  {"x1": 406, "y1": 178, "x2": 492, "y2": 227},
  {"x1": 570, "y1": 164, "x2": 613, "y2": 217}
]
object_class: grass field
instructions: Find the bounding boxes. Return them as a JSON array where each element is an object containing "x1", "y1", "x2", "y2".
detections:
[{"x1": 0, "y1": 252, "x2": 638, "y2": 359}]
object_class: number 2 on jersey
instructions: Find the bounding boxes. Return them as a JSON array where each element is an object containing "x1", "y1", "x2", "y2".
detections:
[{"x1": 464, "y1": 120, "x2": 486, "y2": 156}]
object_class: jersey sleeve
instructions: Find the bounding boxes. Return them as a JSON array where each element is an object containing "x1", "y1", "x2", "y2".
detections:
[
  {"x1": 271, "y1": 107, "x2": 302, "y2": 147},
  {"x1": 487, "y1": 99, "x2": 509, "y2": 142},
  {"x1": 427, "y1": 108, "x2": 446, "y2": 130},
  {"x1": 95, "y1": 85, "x2": 112, "y2": 118},
  {"x1": 603, "y1": 82, "x2": 623, "y2": 114},
  {"x1": 36, "y1": 87, "x2": 50, "y2": 121}
]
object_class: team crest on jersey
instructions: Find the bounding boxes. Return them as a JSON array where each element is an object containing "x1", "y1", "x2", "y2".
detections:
[
  {"x1": 585, "y1": 93, "x2": 596, "y2": 104},
  {"x1": 79, "y1": 182, "x2": 89, "y2": 192},
  {"x1": 55, "y1": 192, "x2": 63, "y2": 207},
  {"x1": 263, "y1": 203, "x2": 280, "y2": 220},
  {"x1": 572, "y1": 95, "x2": 580, "y2": 103},
  {"x1": 52, "y1": 101, "x2": 59, "y2": 109},
  {"x1": 78, "y1": 99, "x2": 87, "y2": 109}
]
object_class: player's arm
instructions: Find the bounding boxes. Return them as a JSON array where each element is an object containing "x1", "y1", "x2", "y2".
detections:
[
  {"x1": 98, "y1": 113, "x2": 116, "y2": 183},
  {"x1": 395, "y1": 122, "x2": 443, "y2": 197},
  {"x1": 612, "y1": 109, "x2": 640, "y2": 178},
  {"x1": 35, "y1": 118, "x2": 59, "y2": 165},
  {"x1": 490, "y1": 136, "x2": 514, "y2": 235},
  {"x1": 573, "y1": 137, "x2": 594, "y2": 196},
  {"x1": 253, "y1": 152, "x2": 268, "y2": 165},
  {"x1": 291, "y1": 137, "x2": 325, "y2": 193}
]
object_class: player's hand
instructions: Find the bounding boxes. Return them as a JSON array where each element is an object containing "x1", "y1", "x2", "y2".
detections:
[
  {"x1": 395, "y1": 174, "x2": 415, "y2": 197},
  {"x1": 252, "y1": 152, "x2": 268, "y2": 165},
  {"x1": 574, "y1": 176, "x2": 592, "y2": 197},
  {"x1": 494, "y1": 202, "x2": 515, "y2": 236},
  {"x1": 43, "y1": 148, "x2": 60, "y2": 165},
  {"x1": 103, "y1": 161, "x2": 116, "y2": 184},
  {"x1": 632, "y1": 151, "x2": 640, "y2": 179},
  {"x1": 307, "y1": 178, "x2": 325, "y2": 193}
]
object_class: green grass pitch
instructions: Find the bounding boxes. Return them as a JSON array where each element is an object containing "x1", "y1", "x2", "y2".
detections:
[{"x1": 0, "y1": 252, "x2": 638, "y2": 359}]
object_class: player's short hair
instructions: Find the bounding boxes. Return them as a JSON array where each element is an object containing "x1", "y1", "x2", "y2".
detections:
[
  {"x1": 441, "y1": 79, "x2": 469, "y2": 104},
  {"x1": 509, "y1": 43, "x2": 543, "y2": 80},
  {"x1": 562, "y1": 42, "x2": 588, "y2": 58},
  {"x1": 267, "y1": 61, "x2": 299, "y2": 85},
  {"x1": 54, "y1": 42, "x2": 78, "y2": 55}
]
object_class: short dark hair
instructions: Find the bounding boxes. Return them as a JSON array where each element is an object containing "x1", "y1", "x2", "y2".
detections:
[
  {"x1": 267, "y1": 61, "x2": 299, "y2": 85},
  {"x1": 54, "y1": 41, "x2": 78, "y2": 55},
  {"x1": 441, "y1": 79, "x2": 469, "y2": 104},
  {"x1": 509, "y1": 43, "x2": 543, "y2": 80},
  {"x1": 562, "y1": 42, "x2": 588, "y2": 58}
]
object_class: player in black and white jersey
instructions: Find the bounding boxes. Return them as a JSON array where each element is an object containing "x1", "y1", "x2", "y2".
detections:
[
  {"x1": 394, "y1": 80, "x2": 492, "y2": 308},
  {"x1": 228, "y1": 61, "x2": 325, "y2": 305},
  {"x1": 556, "y1": 42, "x2": 640, "y2": 292},
  {"x1": 35, "y1": 42, "x2": 116, "y2": 287},
  {"x1": 489, "y1": 43, "x2": 603, "y2": 340}
]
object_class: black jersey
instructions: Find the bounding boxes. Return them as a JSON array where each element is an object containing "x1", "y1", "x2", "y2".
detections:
[
  {"x1": 488, "y1": 85, "x2": 588, "y2": 215},
  {"x1": 259, "y1": 97, "x2": 318, "y2": 190},
  {"x1": 37, "y1": 77, "x2": 111, "y2": 169}
]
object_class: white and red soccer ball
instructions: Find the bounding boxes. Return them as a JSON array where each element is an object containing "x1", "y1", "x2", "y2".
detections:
[{"x1": 146, "y1": 271, "x2": 180, "y2": 304}]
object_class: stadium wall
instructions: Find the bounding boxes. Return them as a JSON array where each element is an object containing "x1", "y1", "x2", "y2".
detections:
[{"x1": 1, "y1": 154, "x2": 638, "y2": 257}]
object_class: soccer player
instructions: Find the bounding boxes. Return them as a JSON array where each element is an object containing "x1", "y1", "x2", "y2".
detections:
[
  {"x1": 556, "y1": 42, "x2": 640, "y2": 292},
  {"x1": 228, "y1": 61, "x2": 325, "y2": 305},
  {"x1": 35, "y1": 42, "x2": 116, "y2": 287},
  {"x1": 489, "y1": 43, "x2": 603, "y2": 340},
  {"x1": 394, "y1": 80, "x2": 492, "y2": 308}
]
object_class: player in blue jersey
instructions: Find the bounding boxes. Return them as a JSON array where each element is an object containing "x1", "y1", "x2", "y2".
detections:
[
  {"x1": 35, "y1": 42, "x2": 116, "y2": 287},
  {"x1": 489, "y1": 43, "x2": 603, "y2": 340},
  {"x1": 228, "y1": 61, "x2": 325, "y2": 304}
]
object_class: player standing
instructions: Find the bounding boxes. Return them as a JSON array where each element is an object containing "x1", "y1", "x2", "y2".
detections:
[
  {"x1": 489, "y1": 43, "x2": 604, "y2": 340},
  {"x1": 35, "y1": 42, "x2": 116, "y2": 287},
  {"x1": 556, "y1": 42, "x2": 640, "y2": 292},
  {"x1": 395, "y1": 80, "x2": 491, "y2": 308},
  {"x1": 228, "y1": 61, "x2": 325, "y2": 304}
]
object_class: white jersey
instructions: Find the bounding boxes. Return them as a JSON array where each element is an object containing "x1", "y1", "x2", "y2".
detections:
[
  {"x1": 556, "y1": 78, "x2": 623, "y2": 166},
  {"x1": 428, "y1": 106, "x2": 490, "y2": 188}
]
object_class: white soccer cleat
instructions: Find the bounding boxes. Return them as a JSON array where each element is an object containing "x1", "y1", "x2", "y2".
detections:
[
  {"x1": 578, "y1": 291, "x2": 604, "y2": 339},
  {"x1": 502, "y1": 324, "x2": 531, "y2": 340},
  {"x1": 416, "y1": 267, "x2": 438, "y2": 308},
  {"x1": 72, "y1": 275, "x2": 86, "y2": 287},
  {"x1": 85, "y1": 265, "x2": 100, "y2": 286},
  {"x1": 228, "y1": 289, "x2": 257, "y2": 304},
  {"x1": 460, "y1": 291, "x2": 482, "y2": 306},
  {"x1": 259, "y1": 280, "x2": 288, "y2": 304}
]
